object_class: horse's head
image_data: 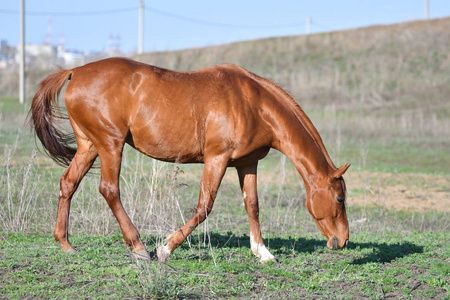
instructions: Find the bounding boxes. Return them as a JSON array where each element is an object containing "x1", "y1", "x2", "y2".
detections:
[{"x1": 305, "y1": 163, "x2": 351, "y2": 250}]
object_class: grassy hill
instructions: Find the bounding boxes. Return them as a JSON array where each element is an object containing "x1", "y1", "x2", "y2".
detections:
[
  {"x1": 1, "y1": 18, "x2": 449, "y2": 174},
  {"x1": 137, "y1": 17, "x2": 449, "y2": 109},
  {"x1": 135, "y1": 17, "x2": 450, "y2": 173}
]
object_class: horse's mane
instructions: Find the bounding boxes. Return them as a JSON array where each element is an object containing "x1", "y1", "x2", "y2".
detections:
[{"x1": 247, "y1": 70, "x2": 337, "y2": 170}]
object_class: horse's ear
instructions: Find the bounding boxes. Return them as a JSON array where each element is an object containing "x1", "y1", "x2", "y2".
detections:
[{"x1": 331, "y1": 163, "x2": 351, "y2": 179}]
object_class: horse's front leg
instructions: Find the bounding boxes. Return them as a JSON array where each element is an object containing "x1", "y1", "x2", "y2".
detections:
[
  {"x1": 157, "y1": 155, "x2": 228, "y2": 262},
  {"x1": 237, "y1": 163, "x2": 276, "y2": 263}
]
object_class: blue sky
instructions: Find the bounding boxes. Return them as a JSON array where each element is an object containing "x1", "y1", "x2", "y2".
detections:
[{"x1": 1, "y1": 0, "x2": 449, "y2": 53}]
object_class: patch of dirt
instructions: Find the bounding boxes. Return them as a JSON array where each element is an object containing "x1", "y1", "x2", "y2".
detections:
[
  {"x1": 346, "y1": 171, "x2": 450, "y2": 212},
  {"x1": 255, "y1": 167, "x2": 449, "y2": 212},
  {"x1": 182, "y1": 164, "x2": 450, "y2": 213}
]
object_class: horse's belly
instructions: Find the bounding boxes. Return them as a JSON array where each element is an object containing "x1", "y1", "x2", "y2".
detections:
[{"x1": 126, "y1": 128, "x2": 203, "y2": 164}]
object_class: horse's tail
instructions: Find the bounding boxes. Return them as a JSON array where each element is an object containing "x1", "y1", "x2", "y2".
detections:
[{"x1": 29, "y1": 67, "x2": 76, "y2": 167}]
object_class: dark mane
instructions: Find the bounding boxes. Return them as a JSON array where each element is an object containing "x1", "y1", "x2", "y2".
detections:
[{"x1": 247, "y1": 70, "x2": 337, "y2": 170}]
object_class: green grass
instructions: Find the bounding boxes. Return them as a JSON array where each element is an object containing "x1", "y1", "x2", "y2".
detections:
[
  {"x1": 0, "y1": 97, "x2": 29, "y2": 114},
  {"x1": 337, "y1": 139, "x2": 450, "y2": 174},
  {"x1": 1, "y1": 230, "x2": 448, "y2": 299}
]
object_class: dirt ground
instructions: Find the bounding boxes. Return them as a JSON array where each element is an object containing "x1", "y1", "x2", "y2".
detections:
[
  {"x1": 221, "y1": 165, "x2": 449, "y2": 213},
  {"x1": 346, "y1": 171, "x2": 450, "y2": 212}
]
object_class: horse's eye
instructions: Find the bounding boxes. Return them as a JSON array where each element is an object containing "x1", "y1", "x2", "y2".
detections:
[{"x1": 336, "y1": 196, "x2": 345, "y2": 203}]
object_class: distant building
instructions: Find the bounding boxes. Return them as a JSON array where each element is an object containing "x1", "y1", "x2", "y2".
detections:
[
  {"x1": 0, "y1": 38, "x2": 122, "y2": 70},
  {"x1": 24, "y1": 43, "x2": 56, "y2": 57},
  {"x1": 0, "y1": 40, "x2": 15, "y2": 69},
  {"x1": 15, "y1": 43, "x2": 57, "y2": 69},
  {"x1": 56, "y1": 45, "x2": 85, "y2": 67},
  {"x1": 0, "y1": 40, "x2": 7, "y2": 50}
]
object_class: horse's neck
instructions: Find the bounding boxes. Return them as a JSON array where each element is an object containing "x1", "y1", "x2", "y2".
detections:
[
  {"x1": 248, "y1": 73, "x2": 333, "y2": 187},
  {"x1": 280, "y1": 124, "x2": 329, "y2": 183},
  {"x1": 270, "y1": 99, "x2": 331, "y2": 188}
]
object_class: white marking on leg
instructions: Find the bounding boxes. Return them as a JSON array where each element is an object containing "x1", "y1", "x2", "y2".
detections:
[
  {"x1": 59, "y1": 190, "x2": 62, "y2": 197},
  {"x1": 157, "y1": 245, "x2": 171, "y2": 262},
  {"x1": 250, "y1": 234, "x2": 275, "y2": 263},
  {"x1": 241, "y1": 191, "x2": 247, "y2": 207}
]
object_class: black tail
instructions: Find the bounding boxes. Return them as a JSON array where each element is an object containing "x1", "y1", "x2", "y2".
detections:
[{"x1": 29, "y1": 68, "x2": 76, "y2": 167}]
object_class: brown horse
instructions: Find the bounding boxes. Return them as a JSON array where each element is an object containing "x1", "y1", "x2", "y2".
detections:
[{"x1": 30, "y1": 57, "x2": 350, "y2": 262}]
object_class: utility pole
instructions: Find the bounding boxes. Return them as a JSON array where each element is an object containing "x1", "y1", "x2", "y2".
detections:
[
  {"x1": 425, "y1": 0, "x2": 429, "y2": 20},
  {"x1": 138, "y1": 0, "x2": 144, "y2": 54},
  {"x1": 306, "y1": 17, "x2": 311, "y2": 35},
  {"x1": 19, "y1": 0, "x2": 25, "y2": 104}
]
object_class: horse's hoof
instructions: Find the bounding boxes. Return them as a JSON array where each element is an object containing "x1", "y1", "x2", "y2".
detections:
[
  {"x1": 260, "y1": 255, "x2": 279, "y2": 264},
  {"x1": 65, "y1": 248, "x2": 77, "y2": 255},
  {"x1": 130, "y1": 250, "x2": 151, "y2": 260},
  {"x1": 156, "y1": 245, "x2": 171, "y2": 262}
]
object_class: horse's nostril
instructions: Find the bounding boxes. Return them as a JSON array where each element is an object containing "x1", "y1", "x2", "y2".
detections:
[{"x1": 344, "y1": 239, "x2": 349, "y2": 248}]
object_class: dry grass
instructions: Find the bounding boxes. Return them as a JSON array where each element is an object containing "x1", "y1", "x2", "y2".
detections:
[
  {"x1": 0, "y1": 19, "x2": 449, "y2": 300},
  {"x1": 0, "y1": 17, "x2": 449, "y2": 238}
]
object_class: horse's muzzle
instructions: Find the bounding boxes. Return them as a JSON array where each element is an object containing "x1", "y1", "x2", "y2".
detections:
[{"x1": 329, "y1": 236, "x2": 349, "y2": 250}]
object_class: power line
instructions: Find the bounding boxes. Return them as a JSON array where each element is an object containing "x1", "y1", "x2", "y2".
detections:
[
  {"x1": 312, "y1": 21, "x2": 335, "y2": 31},
  {"x1": 145, "y1": 7, "x2": 304, "y2": 29},
  {"x1": 0, "y1": 7, "x2": 305, "y2": 29},
  {"x1": 0, "y1": 7, "x2": 137, "y2": 17}
]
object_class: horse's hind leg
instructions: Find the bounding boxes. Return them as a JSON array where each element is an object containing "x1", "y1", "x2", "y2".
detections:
[
  {"x1": 54, "y1": 139, "x2": 98, "y2": 252},
  {"x1": 97, "y1": 148, "x2": 148, "y2": 259}
]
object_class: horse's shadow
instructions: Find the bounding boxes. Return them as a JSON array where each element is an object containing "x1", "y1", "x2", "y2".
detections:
[{"x1": 195, "y1": 232, "x2": 423, "y2": 265}]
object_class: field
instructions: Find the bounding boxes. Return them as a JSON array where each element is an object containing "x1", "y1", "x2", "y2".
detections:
[{"x1": 1, "y1": 18, "x2": 449, "y2": 299}]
